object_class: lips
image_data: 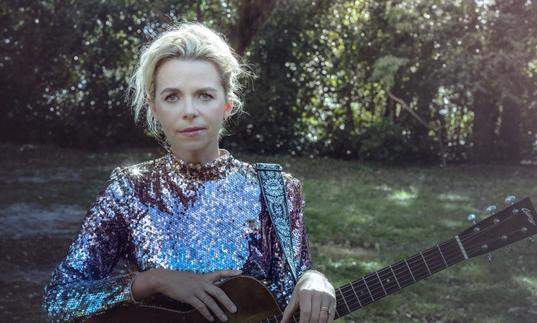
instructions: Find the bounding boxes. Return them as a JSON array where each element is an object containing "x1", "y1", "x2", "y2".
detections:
[{"x1": 179, "y1": 127, "x2": 206, "y2": 133}]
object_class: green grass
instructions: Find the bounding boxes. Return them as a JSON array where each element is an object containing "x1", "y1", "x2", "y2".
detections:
[{"x1": 1, "y1": 144, "x2": 537, "y2": 322}]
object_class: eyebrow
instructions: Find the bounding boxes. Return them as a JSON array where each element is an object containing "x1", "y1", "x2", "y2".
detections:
[{"x1": 159, "y1": 87, "x2": 218, "y2": 95}]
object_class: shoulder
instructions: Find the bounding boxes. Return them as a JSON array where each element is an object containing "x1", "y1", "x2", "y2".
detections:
[
  {"x1": 239, "y1": 159, "x2": 303, "y2": 196},
  {"x1": 113, "y1": 155, "x2": 167, "y2": 179},
  {"x1": 107, "y1": 155, "x2": 168, "y2": 193},
  {"x1": 282, "y1": 171, "x2": 302, "y2": 192}
]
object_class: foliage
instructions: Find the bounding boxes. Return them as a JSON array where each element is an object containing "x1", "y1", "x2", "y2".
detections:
[
  {"x1": 356, "y1": 121, "x2": 415, "y2": 163},
  {"x1": 1, "y1": 0, "x2": 536, "y2": 163}
]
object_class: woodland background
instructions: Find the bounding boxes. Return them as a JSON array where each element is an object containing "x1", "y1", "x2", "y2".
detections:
[{"x1": 1, "y1": 0, "x2": 536, "y2": 164}]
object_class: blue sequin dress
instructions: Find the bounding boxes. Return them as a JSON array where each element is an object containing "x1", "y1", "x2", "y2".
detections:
[{"x1": 42, "y1": 149, "x2": 312, "y2": 322}]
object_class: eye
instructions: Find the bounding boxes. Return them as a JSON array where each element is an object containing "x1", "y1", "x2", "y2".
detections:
[
  {"x1": 165, "y1": 94, "x2": 178, "y2": 102},
  {"x1": 199, "y1": 92, "x2": 214, "y2": 101}
]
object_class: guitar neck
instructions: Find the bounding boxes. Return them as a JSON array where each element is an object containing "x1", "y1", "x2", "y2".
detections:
[{"x1": 332, "y1": 237, "x2": 466, "y2": 319}]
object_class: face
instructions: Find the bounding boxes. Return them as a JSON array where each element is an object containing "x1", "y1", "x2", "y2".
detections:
[{"x1": 149, "y1": 59, "x2": 233, "y2": 162}]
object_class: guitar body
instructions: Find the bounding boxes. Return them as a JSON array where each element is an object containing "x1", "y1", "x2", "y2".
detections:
[{"x1": 84, "y1": 276, "x2": 282, "y2": 323}]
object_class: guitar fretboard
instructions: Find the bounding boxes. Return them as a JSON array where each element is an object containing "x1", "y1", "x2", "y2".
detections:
[{"x1": 332, "y1": 237, "x2": 465, "y2": 318}]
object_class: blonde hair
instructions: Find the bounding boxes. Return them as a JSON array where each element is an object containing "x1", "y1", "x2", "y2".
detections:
[{"x1": 129, "y1": 22, "x2": 249, "y2": 139}]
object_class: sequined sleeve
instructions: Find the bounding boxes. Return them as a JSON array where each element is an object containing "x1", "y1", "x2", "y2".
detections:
[
  {"x1": 266, "y1": 175, "x2": 313, "y2": 307},
  {"x1": 43, "y1": 167, "x2": 136, "y2": 322}
]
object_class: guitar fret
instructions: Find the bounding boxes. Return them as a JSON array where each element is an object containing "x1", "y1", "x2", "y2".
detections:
[
  {"x1": 442, "y1": 239, "x2": 466, "y2": 266},
  {"x1": 391, "y1": 261, "x2": 413, "y2": 288},
  {"x1": 422, "y1": 246, "x2": 443, "y2": 273},
  {"x1": 389, "y1": 264, "x2": 402, "y2": 289},
  {"x1": 404, "y1": 258, "x2": 416, "y2": 282},
  {"x1": 420, "y1": 251, "x2": 432, "y2": 275},
  {"x1": 362, "y1": 277, "x2": 375, "y2": 300},
  {"x1": 407, "y1": 254, "x2": 429, "y2": 281},
  {"x1": 375, "y1": 271, "x2": 387, "y2": 296},
  {"x1": 338, "y1": 287, "x2": 351, "y2": 314},
  {"x1": 352, "y1": 279, "x2": 374, "y2": 305},
  {"x1": 437, "y1": 244, "x2": 448, "y2": 268},
  {"x1": 349, "y1": 282, "x2": 363, "y2": 308},
  {"x1": 377, "y1": 267, "x2": 400, "y2": 295}
]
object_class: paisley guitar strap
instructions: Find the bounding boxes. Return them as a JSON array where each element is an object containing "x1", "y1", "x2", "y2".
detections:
[{"x1": 255, "y1": 163, "x2": 298, "y2": 283}]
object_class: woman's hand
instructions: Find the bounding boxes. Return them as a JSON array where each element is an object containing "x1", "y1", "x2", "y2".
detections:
[
  {"x1": 133, "y1": 268, "x2": 242, "y2": 322},
  {"x1": 280, "y1": 270, "x2": 336, "y2": 323}
]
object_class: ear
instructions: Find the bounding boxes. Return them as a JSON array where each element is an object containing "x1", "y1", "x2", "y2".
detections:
[
  {"x1": 223, "y1": 101, "x2": 234, "y2": 118},
  {"x1": 147, "y1": 95, "x2": 157, "y2": 115}
]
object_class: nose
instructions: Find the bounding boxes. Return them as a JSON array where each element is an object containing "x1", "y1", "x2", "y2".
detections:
[{"x1": 182, "y1": 97, "x2": 198, "y2": 120}]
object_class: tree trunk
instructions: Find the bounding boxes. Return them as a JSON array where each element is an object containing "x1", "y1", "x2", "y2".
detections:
[
  {"x1": 497, "y1": 96, "x2": 522, "y2": 162},
  {"x1": 228, "y1": 0, "x2": 278, "y2": 55},
  {"x1": 472, "y1": 90, "x2": 499, "y2": 162}
]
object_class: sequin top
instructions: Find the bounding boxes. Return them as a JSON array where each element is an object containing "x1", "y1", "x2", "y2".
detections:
[{"x1": 42, "y1": 149, "x2": 312, "y2": 322}]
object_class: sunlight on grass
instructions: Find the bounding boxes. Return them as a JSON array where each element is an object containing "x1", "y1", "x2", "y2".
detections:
[
  {"x1": 388, "y1": 186, "x2": 418, "y2": 206},
  {"x1": 438, "y1": 192, "x2": 469, "y2": 202},
  {"x1": 328, "y1": 259, "x2": 359, "y2": 269},
  {"x1": 514, "y1": 276, "x2": 537, "y2": 296},
  {"x1": 360, "y1": 260, "x2": 383, "y2": 271}
]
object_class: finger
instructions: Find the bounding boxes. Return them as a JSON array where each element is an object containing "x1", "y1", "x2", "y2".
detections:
[
  {"x1": 328, "y1": 304, "x2": 336, "y2": 323},
  {"x1": 328, "y1": 299, "x2": 336, "y2": 323},
  {"x1": 190, "y1": 296, "x2": 214, "y2": 322},
  {"x1": 198, "y1": 292, "x2": 228, "y2": 322},
  {"x1": 299, "y1": 291, "x2": 312, "y2": 323},
  {"x1": 205, "y1": 284, "x2": 237, "y2": 313},
  {"x1": 204, "y1": 269, "x2": 242, "y2": 282},
  {"x1": 328, "y1": 306, "x2": 336, "y2": 323},
  {"x1": 318, "y1": 294, "x2": 331, "y2": 323},
  {"x1": 280, "y1": 294, "x2": 298, "y2": 323},
  {"x1": 310, "y1": 291, "x2": 322, "y2": 323}
]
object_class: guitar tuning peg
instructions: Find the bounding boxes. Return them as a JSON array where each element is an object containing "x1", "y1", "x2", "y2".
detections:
[
  {"x1": 485, "y1": 205, "x2": 497, "y2": 216},
  {"x1": 504, "y1": 195, "x2": 517, "y2": 206},
  {"x1": 467, "y1": 213, "x2": 477, "y2": 224}
]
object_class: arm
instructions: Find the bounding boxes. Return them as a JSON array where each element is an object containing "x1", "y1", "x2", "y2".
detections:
[
  {"x1": 276, "y1": 177, "x2": 336, "y2": 323},
  {"x1": 265, "y1": 174, "x2": 313, "y2": 308},
  {"x1": 42, "y1": 167, "x2": 136, "y2": 322}
]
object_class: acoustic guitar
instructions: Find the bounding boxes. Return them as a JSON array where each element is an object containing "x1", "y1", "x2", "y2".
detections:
[{"x1": 86, "y1": 197, "x2": 537, "y2": 323}]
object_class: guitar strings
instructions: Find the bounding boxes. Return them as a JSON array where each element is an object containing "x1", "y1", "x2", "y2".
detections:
[
  {"x1": 263, "y1": 229, "x2": 522, "y2": 323},
  {"x1": 267, "y1": 224, "x2": 506, "y2": 322},
  {"x1": 338, "y1": 231, "x2": 516, "y2": 312},
  {"x1": 335, "y1": 238, "x2": 458, "y2": 313},
  {"x1": 263, "y1": 205, "x2": 526, "y2": 322},
  {"x1": 335, "y1": 213, "x2": 523, "y2": 314},
  {"x1": 339, "y1": 234, "x2": 495, "y2": 313}
]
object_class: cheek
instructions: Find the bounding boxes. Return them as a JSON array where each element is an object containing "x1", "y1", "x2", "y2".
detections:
[{"x1": 155, "y1": 106, "x2": 177, "y2": 124}]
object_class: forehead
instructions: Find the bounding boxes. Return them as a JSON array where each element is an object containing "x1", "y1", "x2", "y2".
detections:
[{"x1": 154, "y1": 59, "x2": 223, "y2": 91}]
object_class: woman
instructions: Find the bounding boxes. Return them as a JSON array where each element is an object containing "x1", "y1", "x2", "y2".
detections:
[{"x1": 43, "y1": 22, "x2": 336, "y2": 323}]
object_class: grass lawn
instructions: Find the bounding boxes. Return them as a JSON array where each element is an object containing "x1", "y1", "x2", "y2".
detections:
[{"x1": 1, "y1": 144, "x2": 536, "y2": 322}]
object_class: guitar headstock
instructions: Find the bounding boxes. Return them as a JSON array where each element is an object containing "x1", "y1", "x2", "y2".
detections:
[{"x1": 458, "y1": 197, "x2": 537, "y2": 258}]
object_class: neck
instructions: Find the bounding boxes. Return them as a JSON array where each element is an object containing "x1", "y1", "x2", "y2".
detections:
[{"x1": 168, "y1": 145, "x2": 221, "y2": 164}]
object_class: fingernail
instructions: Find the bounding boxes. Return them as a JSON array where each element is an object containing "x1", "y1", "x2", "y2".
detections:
[
  {"x1": 221, "y1": 315, "x2": 228, "y2": 321},
  {"x1": 231, "y1": 305, "x2": 237, "y2": 313}
]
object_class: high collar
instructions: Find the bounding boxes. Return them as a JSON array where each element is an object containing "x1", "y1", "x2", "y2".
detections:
[{"x1": 165, "y1": 149, "x2": 237, "y2": 179}]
